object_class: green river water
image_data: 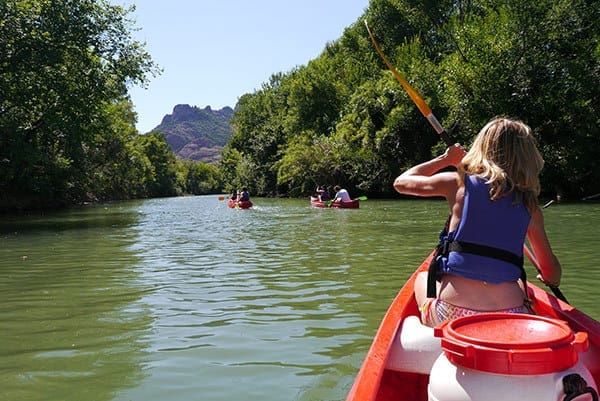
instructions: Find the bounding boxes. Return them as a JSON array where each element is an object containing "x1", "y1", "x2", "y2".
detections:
[{"x1": 1, "y1": 196, "x2": 599, "y2": 401}]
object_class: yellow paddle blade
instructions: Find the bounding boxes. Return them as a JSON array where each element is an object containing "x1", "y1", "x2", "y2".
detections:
[
  {"x1": 364, "y1": 20, "x2": 432, "y2": 117},
  {"x1": 364, "y1": 20, "x2": 451, "y2": 145}
]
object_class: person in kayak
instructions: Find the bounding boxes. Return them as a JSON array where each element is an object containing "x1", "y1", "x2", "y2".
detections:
[
  {"x1": 393, "y1": 117, "x2": 562, "y2": 327},
  {"x1": 230, "y1": 189, "x2": 238, "y2": 200},
  {"x1": 316, "y1": 185, "x2": 331, "y2": 201},
  {"x1": 333, "y1": 185, "x2": 352, "y2": 203},
  {"x1": 239, "y1": 187, "x2": 250, "y2": 202}
]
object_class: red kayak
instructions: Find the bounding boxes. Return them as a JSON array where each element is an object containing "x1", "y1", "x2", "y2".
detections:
[
  {"x1": 310, "y1": 196, "x2": 360, "y2": 209},
  {"x1": 345, "y1": 250, "x2": 600, "y2": 401},
  {"x1": 227, "y1": 199, "x2": 252, "y2": 209}
]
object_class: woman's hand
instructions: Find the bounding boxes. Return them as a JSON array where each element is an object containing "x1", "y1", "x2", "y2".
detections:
[
  {"x1": 393, "y1": 144, "x2": 466, "y2": 198},
  {"x1": 444, "y1": 144, "x2": 467, "y2": 168}
]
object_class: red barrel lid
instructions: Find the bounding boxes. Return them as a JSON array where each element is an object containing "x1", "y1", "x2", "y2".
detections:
[{"x1": 433, "y1": 313, "x2": 589, "y2": 375}]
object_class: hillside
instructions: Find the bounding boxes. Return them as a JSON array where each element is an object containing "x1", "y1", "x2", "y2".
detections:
[{"x1": 150, "y1": 104, "x2": 233, "y2": 163}]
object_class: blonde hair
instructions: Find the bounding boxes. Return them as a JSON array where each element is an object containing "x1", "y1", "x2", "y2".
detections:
[{"x1": 460, "y1": 117, "x2": 544, "y2": 211}]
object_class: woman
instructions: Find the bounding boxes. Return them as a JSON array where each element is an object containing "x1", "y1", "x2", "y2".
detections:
[{"x1": 393, "y1": 117, "x2": 562, "y2": 327}]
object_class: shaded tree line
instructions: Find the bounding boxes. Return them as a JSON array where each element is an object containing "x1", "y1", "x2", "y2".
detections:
[
  {"x1": 0, "y1": 0, "x2": 222, "y2": 211},
  {"x1": 223, "y1": 0, "x2": 599, "y2": 201}
]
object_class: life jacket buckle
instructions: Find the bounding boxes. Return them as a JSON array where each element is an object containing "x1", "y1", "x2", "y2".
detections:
[{"x1": 440, "y1": 240, "x2": 450, "y2": 257}]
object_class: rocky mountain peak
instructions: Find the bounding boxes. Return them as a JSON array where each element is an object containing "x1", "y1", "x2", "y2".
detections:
[{"x1": 151, "y1": 104, "x2": 234, "y2": 164}]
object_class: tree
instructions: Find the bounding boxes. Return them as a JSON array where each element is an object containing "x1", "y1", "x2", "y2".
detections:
[
  {"x1": 438, "y1": 0, "x2": 600, "y2": 197},
  {"x1": 180, "y1": 160, "x2": 222, "y2": 195},
  {"x1": 87, "y1": 99, "x2": 150, "y2": 200},
  {"x1": 224, "y1": 0, "x2": 599, "y2": 200},
  {"x1": 0, "y1": 0, "x2": 158, "y2": 209},
  {"x1": 135, "y1": 132, "x2": 179, "y2": 198},
  {"x1": 227, "y1": 77, "x2": 290, "y2": 196}
]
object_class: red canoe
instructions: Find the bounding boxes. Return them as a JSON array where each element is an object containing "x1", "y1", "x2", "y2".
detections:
[
  {"x1": 310, "y1": 196, "x2": 360, "y2": 209},
  {"x1": 345, "y1": 250, "x2": 600, "y2": 401},
  {"x1": 227, "y1": 199, "x2": 252, "y2": 209}
]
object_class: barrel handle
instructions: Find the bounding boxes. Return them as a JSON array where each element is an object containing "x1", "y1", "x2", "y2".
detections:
[{"x1": 562, "y1": 373, "x2": 599, "y2": 401}]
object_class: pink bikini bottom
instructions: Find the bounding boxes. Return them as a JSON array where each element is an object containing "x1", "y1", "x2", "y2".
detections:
[{"x1": 420, "y1": 298, "x2": 532, "y2": 327}]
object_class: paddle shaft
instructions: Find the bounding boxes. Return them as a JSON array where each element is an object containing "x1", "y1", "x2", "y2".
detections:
[
  {"x1": 365, "y1": 21, "x2": 569, "y2": 303},
  {"x1": 324, "y1": 196, "x2": 367, "y2": 207},
  {"x1": 364, "y1": 20, "x2": 453, "y2": 147}
]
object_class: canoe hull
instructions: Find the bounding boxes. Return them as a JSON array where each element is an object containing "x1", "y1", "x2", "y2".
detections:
[
  {"x1": 310, "y1": 196, "x2": 360, "y2": 209},
  {"x1": 345, "y1": 250, "x2": 600, "y2": 401},
  {"x1": 227, "y1": 199, "x2": 252, "y2": 209}
]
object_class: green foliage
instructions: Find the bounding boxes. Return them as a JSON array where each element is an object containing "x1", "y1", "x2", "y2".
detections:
[
  {"x1": 2, "y1": 0, "x2": 598, "y2": 208},
  {"x1": 275, "y1": 136, "x2": 340, "y2": 196},
  {"x1": 87, "y1": 99, "x2": 150, "y2": 200},
  {"x1": 219, "y1": 146, "x2": 243, "y2": 192},
  {"x1": 135, "y1": 132, "x2": 180, "y2": 197},
  {"x1": 0, "y1": 0, "x2": 225, "y2": 211},
  {"x1": 179, "y1": 160, "x2": 223, "y2": 195},
  {"x1": 438, "y1": 0, "x2": 600, "y2": 195},
  {"x1": 226, "y1": 77, "x2": 291, "y2": 196},
  {"x1": 224, "y1": 0, "x2": 599, "y2": 200},
  {"x1": 0, "y1": 0, "x2": 161, "y2": 210}
]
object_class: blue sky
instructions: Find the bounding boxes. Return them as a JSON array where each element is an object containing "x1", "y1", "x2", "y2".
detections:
[{"x1": 117, "y1": 1, "x2": 370, "y2": 133}]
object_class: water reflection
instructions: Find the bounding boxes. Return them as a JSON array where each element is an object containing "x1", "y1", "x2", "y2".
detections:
[
  {"x1": 113, "y1": 197, "x2": 447, "y2": 401},
  {"x1": 0, "y1": 203, "x2": 151, "y2": 401},
  {"x1": 1, "y1": 197, "x2": 598, "y2": 401}
]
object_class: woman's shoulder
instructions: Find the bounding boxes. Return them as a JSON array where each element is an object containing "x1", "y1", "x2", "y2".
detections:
[{"x1": 464, "y1": 173, "x2": 483, "y2": 184}]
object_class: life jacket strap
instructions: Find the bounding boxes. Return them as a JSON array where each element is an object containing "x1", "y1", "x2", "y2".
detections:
[
  {"x1": 426, "y1": 240, "x2": 527, "y2": 298},
  {"x1": 448, "y1": 241, "x2": 524, "y2": 268}
]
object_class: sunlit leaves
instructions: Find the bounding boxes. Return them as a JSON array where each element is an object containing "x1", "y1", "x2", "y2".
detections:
[
  {"x1": 226, "y1": 0, "x2": 599, "y2": 199},
  {"x1": 0, "y1": 0, "x2": 159, "y2": 208}
]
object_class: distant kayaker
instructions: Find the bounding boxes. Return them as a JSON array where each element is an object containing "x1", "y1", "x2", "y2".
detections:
[
  {"x1": 239, "y1": 187, "x2": 250, "y2": 202},
  {"x1": 393, "y1": 117, "x2": 562, "y2": 327},
  {"x1": 316, "y1": 185, "x2": 331, "y2": 201},
  {"x1": 333, "y1": 185, "x2": 351, "y2": 203}
]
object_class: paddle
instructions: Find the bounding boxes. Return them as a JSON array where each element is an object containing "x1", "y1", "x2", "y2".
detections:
[
  {"x1": 324, "y1": 195, "x2": 367, "y2": 207},
  {"x1": 364, "y1": 20, "x2": 453, "y2": 147},
  {"x1": 365, "y1": 20, "x2": 569, "y2": 302}
]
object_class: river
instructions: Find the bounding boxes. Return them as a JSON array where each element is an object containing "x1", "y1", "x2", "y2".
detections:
[{"x1": 1, "y1": 196, "x2": 599, "y2": 401}]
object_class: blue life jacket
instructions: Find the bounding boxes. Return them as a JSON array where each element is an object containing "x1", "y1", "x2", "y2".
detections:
[{"x1": 427, "y1": 175, "x2": 530, "y2": 296}]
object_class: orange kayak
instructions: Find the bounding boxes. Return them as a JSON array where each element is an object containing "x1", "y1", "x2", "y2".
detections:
[
  {"x1": 227, "y1": 199, "x2": 252, "y2": 209},
  {"x1": 310, "y1": 196, "x2": 360, "y2": 209},
  {"x1": 345, "y1": 250, "x2": 600, "y2": 401}
]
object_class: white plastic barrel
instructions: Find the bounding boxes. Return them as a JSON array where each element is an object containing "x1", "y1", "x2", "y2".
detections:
[{"x1": 427, "y1": 313, "x2": 598, "y2": 401}]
